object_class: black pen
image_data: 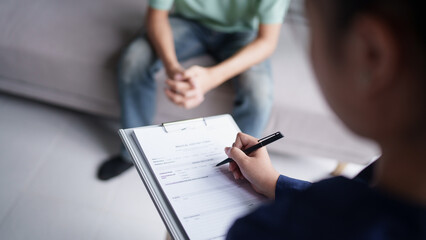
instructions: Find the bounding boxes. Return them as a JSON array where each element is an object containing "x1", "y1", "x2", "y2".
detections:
[{"x1": 216, "y1": 131, "x2": 284, "y2": 167}]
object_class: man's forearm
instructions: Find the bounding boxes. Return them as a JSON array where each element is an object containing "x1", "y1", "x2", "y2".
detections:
[
  {"x1": 210, "y1": 40, "x2": 275, "y2": 85},
  {"x1": 209, "y1": 24, "x2": 282, "y2": 88},
  {"x1": 146, "y1": 8, "x2": 179, "y2": 70}
]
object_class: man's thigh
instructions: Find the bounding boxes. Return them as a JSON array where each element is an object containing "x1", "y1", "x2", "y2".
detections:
[
  {"x1": 232, "y1": 59, "x2": 273, "y2": 103},
  {"x1": 167, "y1": 16, "x2": 207, "y2": 62},
  {"x1": 209, "y1": 31, "x2": 257, "y2": 62}
]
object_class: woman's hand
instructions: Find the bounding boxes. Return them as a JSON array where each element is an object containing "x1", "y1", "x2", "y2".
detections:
[{"x1": 225, "y1": 132, "x2": 280, "y2": 199}]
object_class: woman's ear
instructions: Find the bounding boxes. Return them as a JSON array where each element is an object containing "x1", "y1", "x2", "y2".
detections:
[{"x1": 351, "y1": 15, "x2": 400, "y2": 96}]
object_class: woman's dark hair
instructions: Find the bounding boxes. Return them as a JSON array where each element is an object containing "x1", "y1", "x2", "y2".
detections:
[
  {"x1": 312, "y1": 0, "x2": 426, "y2": 128},
  {"x1": 314, "y1": 0, "x2": 426, "y2": 61}
]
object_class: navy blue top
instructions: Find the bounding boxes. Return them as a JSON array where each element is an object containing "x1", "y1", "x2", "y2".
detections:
[{"x1": 227, "y1": 162, "x2": 426, "y2": 240}]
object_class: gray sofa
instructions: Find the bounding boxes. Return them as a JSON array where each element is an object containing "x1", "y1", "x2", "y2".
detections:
[{"x1": 0, "y1": 0, "x2": 379, "y2": 165}]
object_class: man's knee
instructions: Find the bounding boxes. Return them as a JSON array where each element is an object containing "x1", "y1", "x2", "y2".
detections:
[
  {"x1": 118, "y1": 37, "x2": 156, "y2": 85},
  {"x1": 249, "y1": 87, "x2": 274, "y2": 114}
]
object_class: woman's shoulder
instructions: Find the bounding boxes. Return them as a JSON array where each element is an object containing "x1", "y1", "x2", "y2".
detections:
[{"x1": 227, "y1": 176, "x2": 426, "y2": 240}]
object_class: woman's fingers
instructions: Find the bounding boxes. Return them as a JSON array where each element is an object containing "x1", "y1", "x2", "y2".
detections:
[
  {"x1": 231, "y1": 167, "x2": 244, "y2": 180},
  {"x1": 229, "y1": 161, "x2": 237, "y2": 171},
  {"x1": 226, "y1": 147, "x2": 248, "y2": 166},
  {"x1": 234, "y1": 132, "x2": 259, "y2": 150},
  {"x1": 228, "y1": 159, "x2": 244, "y2": 180}
]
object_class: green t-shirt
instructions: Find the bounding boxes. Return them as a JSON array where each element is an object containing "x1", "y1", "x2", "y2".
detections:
[{"x1": 149, "y1": 0, "x2": 290, "y2": 32}]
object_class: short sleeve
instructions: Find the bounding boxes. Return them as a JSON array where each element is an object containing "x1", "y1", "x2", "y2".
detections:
[
  {"x1": 149, "y1": 0, "x2": 174, "y2": 10},
  {"x1": 257, "y1": 0, "x2": 291, "y2": 24}
]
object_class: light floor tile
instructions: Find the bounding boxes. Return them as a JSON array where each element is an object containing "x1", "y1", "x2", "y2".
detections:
[
  {"x1": 95, "y1": 170, "x2": 166, "y2": 239},
  {"x1": 94, "y1": 211, "x2": 165, "y2": 240},
  {"x1": 0, "y1": 191, "x2": 104, "y2": 240},
  {"x1": 0, "y1": 96, "x2": 68, "y2": 221}
]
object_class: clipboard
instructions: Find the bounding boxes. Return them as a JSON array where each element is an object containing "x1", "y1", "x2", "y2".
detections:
[{"x1": 119, "y1": 114, "x2": 263, "y2": 240}]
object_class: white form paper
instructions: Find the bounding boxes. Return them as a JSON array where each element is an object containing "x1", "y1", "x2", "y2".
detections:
[{"x1": 133, "y1": 117, "x2": 266, "y2": 240}]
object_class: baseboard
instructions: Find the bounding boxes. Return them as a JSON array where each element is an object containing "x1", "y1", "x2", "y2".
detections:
[{"x1": 0, "y1": 76, "x2": 120, "y2": 118}]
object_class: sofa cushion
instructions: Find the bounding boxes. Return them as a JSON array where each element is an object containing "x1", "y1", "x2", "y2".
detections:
[{"x1": 0, "y1": 0, "x2": 149, "y2": 116}]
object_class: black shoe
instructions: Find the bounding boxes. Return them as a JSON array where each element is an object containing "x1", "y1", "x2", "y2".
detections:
[{"x1": 97, "y1": 155, "x2": 133, "y2": 181}]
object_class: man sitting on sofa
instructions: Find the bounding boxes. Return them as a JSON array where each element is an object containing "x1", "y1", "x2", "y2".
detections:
[{"x1": 97, "y1": 0, "x2": 290, "y2": 180}]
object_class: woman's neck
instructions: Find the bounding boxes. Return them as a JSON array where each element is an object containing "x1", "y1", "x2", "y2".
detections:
[{"x1": 375, "y1": 139, "x2": 426, "y2": 206}]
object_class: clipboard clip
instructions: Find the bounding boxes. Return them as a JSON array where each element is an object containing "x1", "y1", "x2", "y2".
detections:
[{"x1": 162, "y1": 118, "x2": 208, "y2": 133}]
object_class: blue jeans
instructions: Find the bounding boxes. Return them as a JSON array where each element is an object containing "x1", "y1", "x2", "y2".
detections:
[{"x1": 118, "y1": 16, "x2": 273, "y2": 161}]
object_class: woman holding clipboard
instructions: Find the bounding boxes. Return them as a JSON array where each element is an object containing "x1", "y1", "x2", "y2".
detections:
[{"x1": 225, "y1": 0, "x2": 426, "y2": 239}]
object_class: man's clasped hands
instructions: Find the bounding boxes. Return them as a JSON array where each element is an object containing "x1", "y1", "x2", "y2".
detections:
[{"x1": 164, "y1": 64, "x2": 220, "y2": 109}]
